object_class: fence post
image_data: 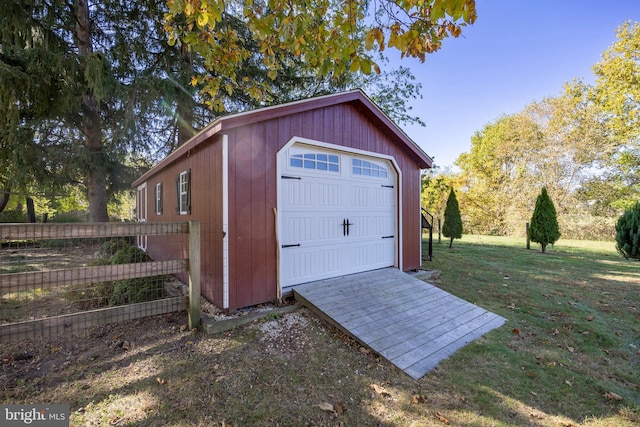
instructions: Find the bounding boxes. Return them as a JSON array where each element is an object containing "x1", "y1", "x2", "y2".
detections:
[
  {"x1": 526, "y1": 222, "x2": 531, "y2": 250},
  {"x1": 188, "y1": 220, "x2": 201, "y2": 329}
]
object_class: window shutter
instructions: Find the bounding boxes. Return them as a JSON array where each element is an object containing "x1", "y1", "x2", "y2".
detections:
[
  {"x1": 175, "y1": 174, "x2": 180, "y2": 213},
  {"x1": 158, "y1": 182, "x2": 163, "y2": 214},
  {"x1": 186, "y1": 168, "x2": 191, "y2": 214}
]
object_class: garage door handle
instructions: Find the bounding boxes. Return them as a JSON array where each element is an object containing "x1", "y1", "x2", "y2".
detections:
[
  {"x1": 282, "y1": 244, "x2": 301, "y2": 248},
  {"x1": 281, "y1": 175, "x2": 302, "y2": 180}
]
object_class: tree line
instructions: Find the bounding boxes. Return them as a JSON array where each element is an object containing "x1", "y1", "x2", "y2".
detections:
[
  {"x1": 423, "y1": 22, "x2": 640, "y2": 241},
  {"x1": 1, "y1": 0, "x2": 476, "y2": 223}
]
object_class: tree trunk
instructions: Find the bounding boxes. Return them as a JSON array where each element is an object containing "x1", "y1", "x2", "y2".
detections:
[
  {"x1": 176, "y1": 44, "x2": 194, "y2": 147},
  {"x1": 541, "y1": 243, "x2": 546, "y2": 254},
  {"x1": 75, "y1": 0, "x2": 109, "y2": 222},
  {"x1": 26, "y1": 197, "x2": 36, "y2": 223},
  {"x1": 449, "y1": 237, "x2": 453, "y2": 249},
  {"x1": 0, "y1": 190, "x2": 10, "y2": 213}
]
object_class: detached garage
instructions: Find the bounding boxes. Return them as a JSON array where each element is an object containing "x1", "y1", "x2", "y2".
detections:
[{"x1": 132, "y1": 90, "x2": 432, "y2": 311}]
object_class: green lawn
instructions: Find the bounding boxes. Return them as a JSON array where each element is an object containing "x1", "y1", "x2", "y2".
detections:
[
  {"x1": 2, "y1": 235, "x2": 638, "y2": 426},
  {"x1": 423, "y1": 234, "x2": 639, "y2": 425}
]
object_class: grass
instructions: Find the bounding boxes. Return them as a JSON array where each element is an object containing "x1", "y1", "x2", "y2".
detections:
[
  {"x1": 1, "y1": 235, "x2": 638, "y2": 426},
  {"x1": 426, "y1": 235, "x2": 639, "y2": 424}
]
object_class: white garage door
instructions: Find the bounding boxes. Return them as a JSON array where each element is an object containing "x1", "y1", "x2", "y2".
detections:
[{"x1": 279, "y1": 145, "x2": 397, "y2": 288}]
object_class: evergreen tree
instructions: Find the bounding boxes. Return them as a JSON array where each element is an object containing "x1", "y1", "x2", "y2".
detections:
[
  {"x1": 442, "y1": 189, "x2": 462, "y2": 248},
  {"x1": 529, "y1": 187, "x2": 561, "y2": 253},
  {"x1": 615, "y1": 202, "x2": 640, "y2": 260}
]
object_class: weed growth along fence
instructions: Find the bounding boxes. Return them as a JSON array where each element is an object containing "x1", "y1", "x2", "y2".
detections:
[{"x1": 0, "y1": 222, "x2": 200, "y2": 343}]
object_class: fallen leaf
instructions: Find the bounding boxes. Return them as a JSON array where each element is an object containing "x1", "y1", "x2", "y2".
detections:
[
  {"x1": 586, "y1": 316, "x2": 594, "y2": 321},
  {"x1": 565, "y1": 380, "x2": 572, "y2": 387},
  {"x1": 604, "y1": 392, "x2": 623, "y2": 401},
  {"x1": 552, "y1": 328, "x2": 559, "y2": 335},
  {"x1": 359, "y1": 347, "x2": 370, "y2": 354},
  {"x1": 512, "y1": 328, "x2": 520, "y2": 335},
  {"x1": 50, "y1": 347, "x2": 61, "y2": 353},
  {"x1": 334, "y1": 401, "x2": 345, "y2": 414},
  {"x1": 316, "y1": 402, "x2": 336, "y2": 414},
  {"x1": 411, "y1": 394, "x2": 428, "y2": 404},
  {"x1": 567, "y1": 346, "x2": 575, "y2": 353},
  {"x1": 370, "y1": 384, "x2": 391, "y2": 397},
  {"x1": 156, "y1": 377, "x2": 166, "y2": 385},
  {"x1": 435, "y1": 411, "x2": 450, "y2": 424}
]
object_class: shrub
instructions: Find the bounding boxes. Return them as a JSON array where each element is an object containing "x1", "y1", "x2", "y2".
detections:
[
  {"x1": 67, "y1": 240, "x2": 166, "y2": 307},
  {"x1": 108, "y1": 245, "x2": 166, "y2": 305},
  {"x1": 442, "y1": 189, "x2": 462, "y2": 248},
  {"x1": 529, "y1": 187, "x2": 561, "y2": 253},
  {"x1": 615, "y1": 202, "x2": 640, "y2": 260}
]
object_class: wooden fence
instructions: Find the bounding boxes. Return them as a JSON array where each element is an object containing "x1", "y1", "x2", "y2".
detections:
[{"x1": 0, "y1": 221, "x2": 200, "y2": 343}]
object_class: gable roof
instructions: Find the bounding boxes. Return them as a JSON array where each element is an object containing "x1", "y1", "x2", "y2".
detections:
[{"x1": 133, "y1": 89, "x2": 431, "y2": 187}]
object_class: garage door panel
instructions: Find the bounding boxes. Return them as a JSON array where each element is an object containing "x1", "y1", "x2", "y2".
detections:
[
  {"x1": 282, "y1": 247, "x2": 341, "y2": 284},
  {"x1": 281, "y1": 213, "x2": 345, "y2": 245},
  {"x1": 282, "y1": 179, "x2": 344, "y2": 211},
  {"x1": 280, "y1": 146, "x2": 397, "y2": 288}
]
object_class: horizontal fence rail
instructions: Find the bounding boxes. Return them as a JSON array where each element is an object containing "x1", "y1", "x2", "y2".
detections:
[{"x1": 0, "y1": 221, "x2": 200, "y2": 344}]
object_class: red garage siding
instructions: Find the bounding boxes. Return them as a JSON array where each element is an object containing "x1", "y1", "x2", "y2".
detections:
[{"x1": 133, "y1": 90, "x2": 431, "y2": 311}]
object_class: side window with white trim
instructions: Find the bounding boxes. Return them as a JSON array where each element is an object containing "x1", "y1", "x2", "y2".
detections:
[{"x1": 176, "y1": 169, "x2": 191, "y2": 215}]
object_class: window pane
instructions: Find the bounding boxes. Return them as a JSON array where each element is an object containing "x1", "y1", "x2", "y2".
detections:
[
  {"x1": 304, "y1": 160, "x2": 315, "y2": 169},
  {"x1": 304, "y1": 153, "x2": 315, "y2": 160},
  {"x1": 372, "y1": 169, "x2": 379, "y2": 177},
  {"x1": 317, "y1": 162, "x2": 328, "y2": 171},
  {"x1": 363, "y1": 168, "x2": 371, "y2": 176},
  {"x1": 362, "y1": 161, "x2": 371, "y2": 169},
  {"x1": 329, "y1": 164, "x2": 339, "y2": 172},
  {"x1": 317, "y1": 154, "x2": 327, "y2": 161},
  {"x1": 329, "y1": 155, "x2": 339, "y2": 164},
  {"x1": 352, "y1": 166, "x2": 361, "y2": 175},
  {"x1": 381, "y1": 171, "x2": 387, "y2": 178},
  {"x1": 352, "y1": 159, "x2": 361, "y2": 167},
  {"x1": 290, "y1": 157, "x2": 303, "y2": 167}
]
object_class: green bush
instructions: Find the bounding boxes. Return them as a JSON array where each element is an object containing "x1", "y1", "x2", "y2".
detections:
[
  {"x1": 615, "y1": 202, "x2": 640, "y2": 260},
  {"x1": 109, "y1": 276, "x2": 165, "y2": 306},
  {"x1": 529, "y1": 187, "x2": 561, "y2": 253},
  {"x1": 108, "y1": 245, "x2": 165, "y2": 305},
  {"x1": 67, "y1": 240, "x2": 166, "y2": 307}
]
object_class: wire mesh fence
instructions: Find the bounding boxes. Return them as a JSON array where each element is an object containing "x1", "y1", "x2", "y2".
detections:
[{"x1": 0, "y1": 222, "x2": 197, "y2": 344}]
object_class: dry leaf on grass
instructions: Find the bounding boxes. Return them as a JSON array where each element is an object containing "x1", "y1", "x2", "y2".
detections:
[
  {"x1": 359, "y1": 346, "x2": 370, "y2": 354},
  {"x1": 604, "y1": 392, "x2": 623, "y2": 401},
  {"x1": 411, "y1": 394, "x2": 428, "y2": 404},
  {"x1": 435, "y1": 411, "x2": 449, "y2": 424},
  {"x1": 156, "y1": 377, "x2": 166, "y2": 385},
  {"x1": 316, "y1": 402, "x2": 336, "y2": 415},
  {"x1": 370, "y1": 384, "x2": 391, "y2": 397},
  {"x1": 512, "y1": 328, "x2": 520, "y2": 335}
]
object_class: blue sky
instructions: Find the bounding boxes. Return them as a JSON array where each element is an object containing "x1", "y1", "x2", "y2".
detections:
[{"x1": 388, "y1": 0, "x2": 640, "y2": 168}]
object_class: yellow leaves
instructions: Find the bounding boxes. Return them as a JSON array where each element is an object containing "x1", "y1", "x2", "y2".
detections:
[
  {"x1": 163, "y1": 0, "x2": 474, "y2": 113},
  {"x1": 197, "y1": 13, "x2": 208, "y2": 28}
]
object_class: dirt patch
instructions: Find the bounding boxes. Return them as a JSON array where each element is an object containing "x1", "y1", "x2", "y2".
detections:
[{"x1": 0, "y1": 308, "x2": 460, "y2": 426}]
